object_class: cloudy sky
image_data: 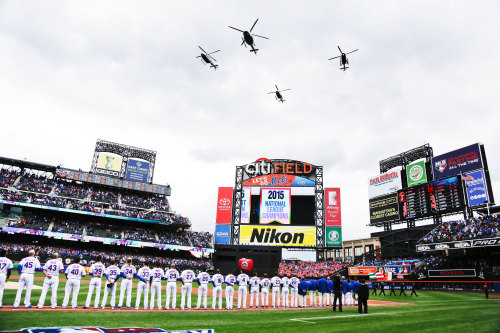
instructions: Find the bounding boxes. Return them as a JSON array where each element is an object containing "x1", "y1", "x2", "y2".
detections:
[{"x1": 1, "y1": 1, "x2": 499, "y2": 241}]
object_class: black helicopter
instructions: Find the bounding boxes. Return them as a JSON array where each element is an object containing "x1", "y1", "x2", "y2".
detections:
[
  {"x1": 268, "y1": 85, "x2": 291, "y2": 103},
  {"x1": 328, "y1": 46, "x2": 358, "y2": 71},
  {"x1": 196, "y1": 46, "x2": 220, "y2": 70},
  {"x1": 229, "y1": 19, "x2": 269, "y2": 54}
]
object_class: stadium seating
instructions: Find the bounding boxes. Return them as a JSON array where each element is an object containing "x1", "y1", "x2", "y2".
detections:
[
  {"x1": 278, "y1": 260, "x2": 352, "y2": 277},
  {"x1": 419, "y1": 216, "x2": 500, "y2": 243}
]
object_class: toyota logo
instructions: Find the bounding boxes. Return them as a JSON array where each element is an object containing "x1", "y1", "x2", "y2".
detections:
[{"x1": 219, "y1": 198, "x2": 230, "y2": 206}]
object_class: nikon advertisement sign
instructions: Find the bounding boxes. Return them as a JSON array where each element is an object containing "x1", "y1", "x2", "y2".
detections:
[
  {"x1": 406, "y1": 160, "x2": 428, "y2": 187},
  {"x1": 325, "y1": 226, "x2": 342, "y2": 247},
  {"x1": 239, "y1": 225, "x2": 316, "y2": 247}
]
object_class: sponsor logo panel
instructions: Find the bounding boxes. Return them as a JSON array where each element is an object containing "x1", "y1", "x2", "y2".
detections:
[
  {"x1": 368, "y1": 170, "x2": 402, "y2": 199},
  {"x1": 369, "y1": 193, "x2": 400, "y2": 224},
  {"x1": 463, "y1": 169, "x2": 490, "y2": 207},
  {"x1": 406, "y1": 160, "x2": 428, "y2": 187},
  {"x1": 216, "y1": 187, "x2": 233, "y2": 224},
  {"x1": 214, "y1": 224, "x2": 231, "y2": 244},
  {"x1": 428, "y1": 269, "x2": 476, "y2": 278},
  {"x1": 431, "y1": 143, "x2": 483, "y2": 180},
  {"x1": 325, "y1": 226, "x2": 342, "y2": 247},
  {"x1": 239, "y1": 225, "x2": 316, "y2": 247},
  {"x1": 325, "y1": 188, "x2": 342, "y2": 226}
]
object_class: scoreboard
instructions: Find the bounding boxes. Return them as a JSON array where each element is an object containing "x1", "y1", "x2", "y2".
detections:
[{"x1": 398, "y1": 176, "x2": 465, "y2": 220}]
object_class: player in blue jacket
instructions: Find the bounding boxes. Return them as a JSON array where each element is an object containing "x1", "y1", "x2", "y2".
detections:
[
  {"x1": 317, "y1": 276, "x2": 328, "y2": 307},
  {"x1": 342, "y1": 276, "x2": 349, "y2": 306},
  {"x1": 327, "y1": 276, "x2": 334, "y2": 306},
  {"x1": 308, "y1": 278, "x2": 318, "y2": 307},
  {"x1": 352, "y1": 278, "x2": 361, "y2": 305},
  {"x1": 298, "y1": 277, "x2": 309, "y2": 308}
]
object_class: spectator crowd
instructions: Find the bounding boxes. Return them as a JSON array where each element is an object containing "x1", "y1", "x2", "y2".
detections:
[
  {"x1": 420, "y1": 216, "x2": 500, "y2": 244},
  {"x1": 278, "y1": 260, "x2": 351, "y2": 277}
]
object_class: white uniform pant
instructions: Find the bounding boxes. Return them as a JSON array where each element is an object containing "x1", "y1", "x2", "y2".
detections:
[
  {"x1": 101, "y1": 282, "x2": 117, "y2": 308},
  {"x1": 212, "y1": 285, "x2": 223, "y2": 309},
  {"x1": 249, "y1": 287, "x2": 259, "y2": 308},
  {"x1": 299, "y1": 294, "x2": 307, "y2": 307},
  {"x1": 309, "y1": 290, "x2": 317, "y2": 307},
  {"x1": 165, "y1": 281, "x2": 177, "y2": 308},
  {"x1": 261, "y1": 289, "x2": 269, "y2": 307},
  {"x1": 118, "y1": 279, "x2": 133, "y2": 308},
  {"x1": 180, "y1": 283, "x2": 192, "y2": 309},
  {"x1": 62, "y1": 279, "x2": 81, "y2": 308},
  {"x1": 0, "y1": 273, "x2": 5, "y2": 307},
  {"x1": 197, "y1": 284, "x2": 208, "y2": 309},
  {"x1": 237, "y1": 286, "x2": 247, "y2": 309},
  {"x1": 344, "y1": 292, "x2": 353, "y2": 306},
  {"x1": 150, "y1": 281, "x2": 162, "y2": 309},
  {"x1": 38, "y1": 276, "x2": 60, "y2": 308},
  {"x1": 14, "y1": 273, "x2": 34, "y2": 307},
  {"x1": 282, "y1": 288, "x2": 290, "y2": 307},
  {"x1": 321, "y1": 292, "x2": 330, "y2": 306},
  {"x1": 135, "y1": 281, "x2": 149, "y2": 309},
  {"x1": 85, "y1": 277, "x2": 102, "y2": 308},
  {"x1": 290, "y1": 288, "x2": 298, "y2": 308},
  {"x1": 272, "y1": 287, "x2": 280, "y2": 308},
  {"x1": 225, "y1": 286, "x2": 234, "y2": 309}
]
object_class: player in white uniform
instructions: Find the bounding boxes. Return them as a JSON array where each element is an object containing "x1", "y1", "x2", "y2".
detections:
[
  {"x1": 100, "y1": 259, "x2": 120, "y2": 309},
  {"x1": 236, "y1": 271, "x2": 249, "y2": 310},
  {"x1": 62, "y1": 257, "x2": 86, "y2": 309},
  {"x1": 37, "y1": 253, "x2": 64, "y2": 308},
  {"x1": 224, "y1": 273, "x2": 236, "y2": 309},
  {"x1": 271, "y1": 275, "x2": 281, "y2": 308},
  {"x1": 289, "y1": 276, "x2": 300, "y2": 308},
  {"x1": 211, "y1": 269, "x2": 224, "y2": 310},
  {"x1": 149, "y1": 262, "x2": 165, "y2": 310},
  {"x1": 84, "y1": 256, "x2": 105, "y2": 309},
  {"x1": 135, "y1": 263, "x2": 151, "y2": 310},
  {"x1": 281, "y1": 276, "x2": 290, "y2": 308},
  {"x1": 0, "y1": 249, "x2": 14, "y2": 308},
  {"x1": 14, "y1": 250, "x2": 41, "y2": 309},
  {"x1": 165, "y1": 264, "x2": 180, "y2": 309},
  {"x1": 249, "y1": 272, "x2": 261, "y2": 309},
  {"x1": 260, "y1": 274, "x2": 271, "y2": 308},
  {"x1": 196, "y1": 271, "x2": 210, "y2": 310},
  {"x1": 180, "y1": 268, "x2": 195, "y2": 310},
  {"x1": 117, "y1": 258, "x2": 137, "y2": 309}
]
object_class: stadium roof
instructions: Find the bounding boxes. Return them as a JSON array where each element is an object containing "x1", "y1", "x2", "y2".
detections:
[{"x1": 0, "y1": 156, "x2": 56, "y2": 173}]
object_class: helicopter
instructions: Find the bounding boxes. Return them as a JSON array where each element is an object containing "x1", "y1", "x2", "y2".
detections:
[
  {"x1": 328, "y1": 46, "x2": 358, "y2": 71},
  {"x1": 268, "y1": 85, "x2": 291, "y2": 103},
  {"x1": 228, "y1": 19, "x2": 269, "y2": 54},
  {"x1": 196, "y1": 46, "x2": 220, "y2": 70}
]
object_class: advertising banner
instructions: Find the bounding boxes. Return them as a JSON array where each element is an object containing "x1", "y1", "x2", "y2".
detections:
[
  {"x1": 214, "y1": 224, "x2": 231, "y2": 244},
  {"x1": 417, "y1": 237, "x2": 500, "y2": 252},
  {"x1": 96, "y1": 152, "x2": 123, "y2": 177},
  {"x1": 215, "y1": 187, "x2": 233, "y2": 224},
  {"x1": 325, "y1": 227, "x2": 342, "y2": 247},
  {"x1": 125, "y1": 158, "x2": 150, "y2": 183},
  {"x1": 239, "y1": 225, "x2": 316, "y2": 247},
  {"x1": 431, "y1": 143, "x2": 483, "y2": 180},
  {"x1": 259, "y1": 188, "x2": 291, "y2": 225},
  {"x1": 369, "y1": 193, "x2": 400, "y2": 224},
  {"x1": 325, "y1": 188, "x2": 341, "y2": 226},
  {"x1": 381, "y1": 265, "x2": 412, "y2": 275},
  {"x1": 348, "y1": 266, "x2": 377, "y2": 276},
  {"x1": 463, "y1": 169, "x2": 490, "y2": 206},
  {"x1": 240, "y1": 187, "x2": 251, "y2": 224},
  {"x1": 406, "y1": 160, "x2": 428, "y2": 187},
  {"x1": 368, "y1": 170, "x2": 402, "y2": 199},
  {"x1": 242, "y1": 174, "x2": 315, "y2": 187},
  {"x1": 428, "y1": 269, "x2": 476, "y2": 278}
]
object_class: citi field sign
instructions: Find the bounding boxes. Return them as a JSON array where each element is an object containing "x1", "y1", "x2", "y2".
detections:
[{"x1": 242, "y1": 158, "x2": 316, "y2": 178}]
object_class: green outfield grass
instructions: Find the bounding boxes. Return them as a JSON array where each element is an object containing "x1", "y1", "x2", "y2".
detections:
[{"x1": 0, "y1": 272, "x2": 499, "y2": 332}]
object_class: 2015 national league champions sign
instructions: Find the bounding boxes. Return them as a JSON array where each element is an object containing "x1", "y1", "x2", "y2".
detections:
[{"x1": 214, "y1": 158, "x2": 342, "y2": 248}]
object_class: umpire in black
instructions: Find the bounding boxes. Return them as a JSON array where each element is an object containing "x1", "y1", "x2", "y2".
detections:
[
  {"x1": 399, "y1": 282, "x2": 407, "y2": 296},
  {"x1": 332, "y1": 275, "x2": 343, "y2": 312},
  {"x1": 371, "y1": 281, "x2": 377, "y2": 295},
  {"x1": 379, "y1": 282, "x2": 386, "y2": 296},
  {"x1": 357, "y1": 279, "x2": 369, "y2": 313},
  {"x1": 389, "y1": 282, "x2": 396, "y2": 296}
]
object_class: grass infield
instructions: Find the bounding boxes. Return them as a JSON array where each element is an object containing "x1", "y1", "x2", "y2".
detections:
[{"x1": 0, "y1": 273, "x2": 499, "y2": 332}]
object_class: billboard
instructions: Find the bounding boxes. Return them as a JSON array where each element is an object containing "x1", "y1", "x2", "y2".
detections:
[
  {"x1": 428, "y1": 269, "x2": 476, "y2": 278},
  {"x1": 259, "y1": 188, "x2": 291, "y2": 225},
  {"x1": 463, "y1": 169, "x2": 490, "y2": 206},
  {"x1": 325, "y1": 226, "x2": 342, "y2": 247},
  {"x1": 348, "y1": 266, "x2": 377, "y2": 276},
  {"x1": 369, "y1": 193, "x2": 400, "y2": 224},
  {"x1": 368, "y1": 170, "x2": 402, "y2": 199},
  {"x1": 214, "y1": 224, "x2": 231, "y2": 244},
  {"x1": 239, "y1": 225, "x2": 316, "y2": 247},
  {"x1": 406, "y1": 160, "x2": 428, "y2": 187},
  {"x1": 242, "y1": 174, "x2": 315, "y2": 187},
  {"x1": 325, "y1": 188, "x2": 341, "y2": 226},
  {"x1": 125, "y1": 158, "x2": 151, "y2": 183},
  {"x1": 216, "y1": 187, "x2": 233, "y2": 224},
  {"x1": 431, "y1": 143, "x2": 483, "y2": 180},
  {"x1": 96, "y1": 152, "x2": 123, "y2": 177},
  {"x1": 240, "y1": 187, "x2": 251, "y2": 224}
]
